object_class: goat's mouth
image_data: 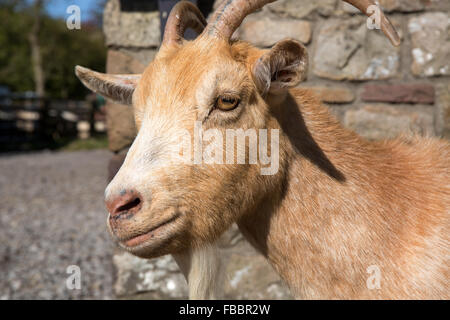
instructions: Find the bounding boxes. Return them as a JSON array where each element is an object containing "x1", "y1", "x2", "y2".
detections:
[{"x1": 115, "y1": 213, "x2": 181, "y2": 251}]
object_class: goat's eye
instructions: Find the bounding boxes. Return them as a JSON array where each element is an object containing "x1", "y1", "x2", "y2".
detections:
[{"x1": 216, "y1": 95, "x2": 240, "y2": 111}]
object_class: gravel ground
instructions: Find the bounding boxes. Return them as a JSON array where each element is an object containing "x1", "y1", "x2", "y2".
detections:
[{"x1": 0, "y1": 150, "x2": 114, "y2": 299}]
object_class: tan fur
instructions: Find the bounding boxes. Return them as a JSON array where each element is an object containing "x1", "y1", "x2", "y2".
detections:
[
  {"x1": 239, "y1": 88, "x2": 449, "y2": 299},
  {"x1": 78, "y1": 36, "x2": 449, "y2": 299}
]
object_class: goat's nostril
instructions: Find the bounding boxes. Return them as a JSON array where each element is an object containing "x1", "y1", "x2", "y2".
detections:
[
  {"x1": 106, "y1": 190, "x2": 143, "y2": 218},
  {"x1": 116, "y1": 197, "x2": 141, "y2": 214}
]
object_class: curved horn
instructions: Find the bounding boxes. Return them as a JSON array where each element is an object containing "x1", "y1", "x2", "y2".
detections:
[
  {"x1": 204, "y1": 0, "x2": 275, "y2": 40},
  {"x1": 162, "y1": 1, "x2": 207, "y2": 46},
  {"x1": 345, "y1": 0, "x2": 400, "y2": 46},
  {"x1": 203, "y1": 0, "x2": 400, "y2": 46}
]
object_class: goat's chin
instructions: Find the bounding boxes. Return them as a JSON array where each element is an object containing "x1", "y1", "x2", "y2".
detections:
[
  {"x1": 119, "y1": 236, "x2": 182, "y2": 259},
  {"x1": 108, "y1": 213, "x2": 189, "y2": 259}
]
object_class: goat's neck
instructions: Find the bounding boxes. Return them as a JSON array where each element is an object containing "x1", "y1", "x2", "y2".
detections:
[{"x1": 238, "y1": 89, "x2": 385, "y2": 298}]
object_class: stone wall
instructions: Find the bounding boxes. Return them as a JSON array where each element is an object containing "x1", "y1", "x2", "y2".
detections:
[
  {"x1": 236, "y1": 0, "x2": 449, "y2": 141},
  {"x1": 103, "y1": 0, "x2": 449, "y2": 299}
]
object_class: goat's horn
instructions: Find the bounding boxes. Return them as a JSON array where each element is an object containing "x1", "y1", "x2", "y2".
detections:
[
  {"x1": 204, "y1": 0, "x2": 276, "y2": 40},
  {"x1": 162, "y1": 1, "x2": 207, "y2": 46},
  {"x1": 345, "y1": 0, "x2": 400, "y2": 46},
  {"x1": 203, "y1": 0, "x2": 400, "y2": 47}
]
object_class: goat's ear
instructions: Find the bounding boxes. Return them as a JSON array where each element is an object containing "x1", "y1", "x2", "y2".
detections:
[
  {"x1": 75, "y1": 66, "x2": 141, "y2": 105},
  {"x1": 252, "y1": 39, "x2": 308, "y2": 96}
]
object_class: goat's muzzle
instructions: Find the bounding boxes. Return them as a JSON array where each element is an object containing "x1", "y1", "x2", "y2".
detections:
[{"x1": 106, "y1": 189, "x2": 143, "y2": 224}]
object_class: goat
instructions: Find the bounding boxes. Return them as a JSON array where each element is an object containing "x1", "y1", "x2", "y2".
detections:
[{"x1": 75, "y1": 0, "x2": 449, "y2": 299}]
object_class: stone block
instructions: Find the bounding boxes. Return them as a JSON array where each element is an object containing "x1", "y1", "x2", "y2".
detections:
[
  {"x1": 344, "y1": 104, "x2": 434, "y2": 140},
  {"x1": 106, "y1": 102, "x2": 136, "y2": 152},
  {"x1": 106, "y1": 50, "x2": 146, "y2": 74},
  {"x1": 409, "y1": 13, "x2": 450, "y2": 77},
  {"x1": 313, "y1": 16, "x2": 401, "y2": 81},
  {"x1": 361, "y1": 83, "x2": 435, "y2": 104},
  {"x1": 104, "y1": 0, "x2": 161, "y2": 48},
  {"x1": 239, "y1": 13, "x2": 311, "y2": 46},
  {"x1": 118, "y1": 48, "x2": 158, "y2": 67},
  {"x1": 267, "y1": 0, "x2": 337, "y2": 19}
]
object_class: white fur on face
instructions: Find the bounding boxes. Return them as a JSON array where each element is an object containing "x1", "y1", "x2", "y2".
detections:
[{"x1": 105, "y1": 113, "x2": 194, "y2": 203}]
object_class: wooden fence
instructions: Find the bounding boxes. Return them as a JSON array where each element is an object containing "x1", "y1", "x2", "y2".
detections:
[{"x1": 0, "y1": 94, "x2": 106, "y2": 151}]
